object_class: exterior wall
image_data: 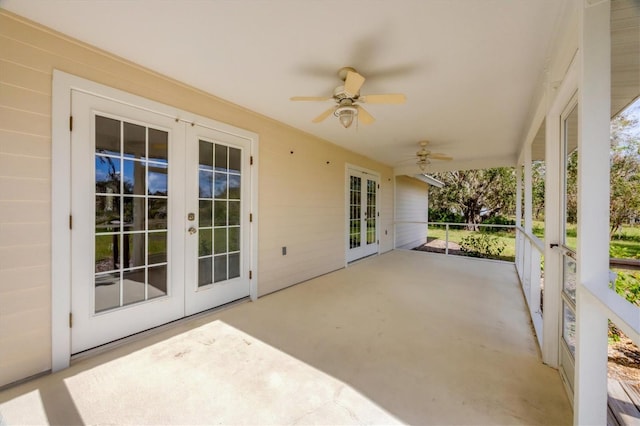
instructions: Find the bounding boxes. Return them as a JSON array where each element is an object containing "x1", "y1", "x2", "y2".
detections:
[
  {"x1": 394, "y1": 176, "x2": 428, "y2": 249},
  {"x1": 0, "y1": 10, "x2": 394, "y2": 387}
]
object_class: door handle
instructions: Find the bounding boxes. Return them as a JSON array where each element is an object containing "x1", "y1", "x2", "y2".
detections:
[{"x1": 188, "y1": 227, "x2": 197, "y2": 235}]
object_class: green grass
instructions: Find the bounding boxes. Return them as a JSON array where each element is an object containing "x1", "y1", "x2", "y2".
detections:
[
  {"x1": 610, "y1": 226, "x2": 640, "y2": 258},
  {"x1": 531, "y1": 220, "x2": 640, "y2": 258},
  {"x1": 428, "y1": 221, "x2": 640, "y2": 265}
]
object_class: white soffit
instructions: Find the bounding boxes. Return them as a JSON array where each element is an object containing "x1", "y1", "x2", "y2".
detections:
[{"x1": 413, "y1": 174, "x2": 444, "y2": 188}]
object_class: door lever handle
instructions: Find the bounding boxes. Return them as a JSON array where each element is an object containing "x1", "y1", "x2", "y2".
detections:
[{"x1": 188, "y1": 227, "x2": 197, "y2": 235}]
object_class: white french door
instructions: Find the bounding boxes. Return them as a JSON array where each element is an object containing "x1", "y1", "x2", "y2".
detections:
[
  {"x1": 346, "y1": 168, "x2": 379, "y2": 263},
  {"x1": 184, "y1": 125, "x2": 251, "y2": 315},
  {"x1": 558, "y1": 96, "x2": 578, "y2": 394},
  {"x1": 70, "y1": 91, "x2": 252, "y2": 353}
]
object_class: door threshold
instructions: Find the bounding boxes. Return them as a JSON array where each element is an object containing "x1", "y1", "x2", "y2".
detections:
[
  {"x1": 71, "y1": 297, "x2": 250, "y2": 364},
  {"x1": 348, "y1": 252, "x2": 379, "y2": 265}
]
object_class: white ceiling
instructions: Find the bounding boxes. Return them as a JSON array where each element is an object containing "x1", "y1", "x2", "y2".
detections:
[{"x1": 1, "y1": 0, "x2": 571, "y2": 172}]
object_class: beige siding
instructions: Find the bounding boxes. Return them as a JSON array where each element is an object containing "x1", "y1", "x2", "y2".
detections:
[
  {"x1": 0, "y1": 10, "x2": 394, "y2": 386},
  {"x1": 379, "y1": 175, "x2": 394, "y2": 254},
  {"x1": 395, "y1": 176, "x2": 428, "y2": 249}
]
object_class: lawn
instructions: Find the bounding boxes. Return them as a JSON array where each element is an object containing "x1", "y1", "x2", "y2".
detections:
[
  {"x1": 427, "y1": 221, "x2": 640, "y2": 262},
  {"x1": 427, "y1": 224, "x2": 517, "y2": 262},
  {"x1": 533, "y1": 220, "x2": 640, "y2": 258}
]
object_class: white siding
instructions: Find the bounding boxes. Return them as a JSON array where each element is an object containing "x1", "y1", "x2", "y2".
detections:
[{"x1": 395, "y1": 176, "x2": 429, "y2": 249}]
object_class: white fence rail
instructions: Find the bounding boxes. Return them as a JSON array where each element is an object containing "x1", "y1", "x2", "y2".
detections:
[{"x1": 515, "y1": 226, "x2": 544, "y2": 348}]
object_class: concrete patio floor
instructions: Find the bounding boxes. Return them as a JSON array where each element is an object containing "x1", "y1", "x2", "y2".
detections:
[{"x1": 0, "y1": 250, "x2": 572, "y2": 425}]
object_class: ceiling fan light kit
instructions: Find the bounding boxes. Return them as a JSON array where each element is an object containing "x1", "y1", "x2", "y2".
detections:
[
  {"x1": 417, "y1": 158, "x2": 431, "y2": 171},
  {"x1": 335, "y1": 105, "x2": 358, "y2": 128},
  {"x1": 411, "y1": 140, "x2": 453, "y2": 171},
  {"x1": 291, "y1": 66, "x2": 406, "y2": 128}
]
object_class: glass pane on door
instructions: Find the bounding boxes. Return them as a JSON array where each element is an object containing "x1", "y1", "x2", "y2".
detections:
[
  {"x1": 562, "y1": 301, "x2": 576, "y2": 356},
  {"x1": 94, "y1": 115, "x2": 168, "y2": 314},
  {"x1": 198, "y1": 140, "x2": 242, "y2": 286},
  {"x1": 563, "y1": 105, "x2": 578, "y2": 250},
  {"x1": 366, "y1": 179, "x2": 377, "y2": 244},
  {"x1": 562, "y1": 254, "x2": 576, "y2": 303},
  {"x1": 349, "y1": 176, "x2": 362, "y2": 249}
]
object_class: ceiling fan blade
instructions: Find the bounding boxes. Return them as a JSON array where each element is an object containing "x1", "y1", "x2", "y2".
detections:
[
  {"x1": 359, "y1": 94, "x2": 406, "y2": 104},
  {"x1": 312, "y1": 107, "x2": 336, "y2": 123},
  {"x1": 290, "y1": 96, "x2": 333, "y2": 102},
  {"x1": 430, "y1": 153, "x2": 453, "y2": 161},
  {"x1": 344, "y1": 70, "x2": 365, "y2": 97},
  {"x1": 356, "y1": 105, "x2": 375, "y2": 125}
]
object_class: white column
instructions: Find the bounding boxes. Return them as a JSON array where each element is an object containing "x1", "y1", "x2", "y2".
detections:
[
  {"x1": 574, "y1": 1, "x2": 610, "y2": 424},
  {"x1": 516, "y1": 165, "x2": 522, "y2": 228},
  {"x1": 515, "y1": 165, "x2": 523, "y2": 275},
  {"x1": 524, "y1": 148, "x2": 533, "y2": 234}
]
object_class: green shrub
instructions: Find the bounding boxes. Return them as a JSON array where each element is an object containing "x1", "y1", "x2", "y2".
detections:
[
  {"x1": 428, "y1": 208, "x2": 464, "y2": 223},
  {"x1": 614, "y1": 270, "x2": 640, "y2": 306},
  {"x1": 610, "y1": 245, "x2": 631, "y2": 259},
  {"x1": 460, "y1": 233, "x2": 506, "y2": 258},
  {"x1": 482, "y1": 215, "x2": 515, "y2": 226}
]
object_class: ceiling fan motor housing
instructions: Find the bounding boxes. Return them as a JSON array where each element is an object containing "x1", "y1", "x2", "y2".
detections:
[{"x1": 333, "y1": 85, "x2": 357, "y2": 101}]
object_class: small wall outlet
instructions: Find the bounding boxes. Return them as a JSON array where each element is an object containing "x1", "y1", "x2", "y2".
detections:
[
  {"x1": 385, "y1": 230, "x2": 388, "y2": 235},
  {"x1": 282, "y1": 246, "x2": 287, "y2": 255}
]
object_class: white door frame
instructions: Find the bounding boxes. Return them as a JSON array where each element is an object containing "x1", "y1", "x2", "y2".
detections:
[
  {"x1": 51, "y1": 70, "x2": 259, "y2": 371},
  {"x1": 345, "y1": 164, "x2": 380, "y2": 264},
  {"x1": 543, "y1": 53, "x2": 579, "y2": 370}
]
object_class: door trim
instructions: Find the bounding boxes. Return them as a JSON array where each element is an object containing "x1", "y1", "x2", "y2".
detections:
[
  {"x1": 51, "y1": 70, "x2": 259, "y2": 371},
  {"x1": 345, "y1": 163, "x2": 380, "y2": 265}
]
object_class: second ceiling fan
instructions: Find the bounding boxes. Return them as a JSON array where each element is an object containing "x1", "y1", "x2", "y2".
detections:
[{"x1": 290, "y1": 67, "x2": 406, "y2": 128}]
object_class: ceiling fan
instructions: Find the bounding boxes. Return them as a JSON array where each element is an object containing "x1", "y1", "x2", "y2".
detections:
[
  {"x1": 290, "y1": 66, "x2": 406, "y2": 128},
  {"x1": 414, "y1": 141, "x2": 452, "y2": 171}
]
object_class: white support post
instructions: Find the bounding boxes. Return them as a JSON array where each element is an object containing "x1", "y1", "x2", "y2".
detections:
[
  {"x1": 524, "y1": 149, "x2": 533, "y2": 235},
  {"x1": 516, "y1": 165, "x2": 523, "y2": 228},
  {"x1": 515, "y1": 165, "x2": 523, "y2": 273},
  {"x1": 445, "y1": 224, "x2": 449, "y2": 255},
  {"x1": 574, "y1": 1, "x2": 610, "y2": 424}
]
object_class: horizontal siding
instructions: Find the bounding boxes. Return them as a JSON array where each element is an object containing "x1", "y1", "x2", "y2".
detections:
[
  {"x1": 0, "y1": 323, "x2": 50, "y2": 386},
  {"x1": 0, "y1": 264, "x2": 50, "y2": 293},
  {"x1": 0, "y1": 59, "x2": 51, "y2": 94},
  {"x1": 0, "y1": 129, "x2": 50, "y2": 158},
  {"x1": 0, "y1": 82, "x2": 51, "y2": 115},
  {"x1": 379, "y1": 176, "x2": 394, "y2": 253},
  {"x1": 0, "y1": 244, "x2": 49, "y2": 270},
  {"x1": 0, "y1": 153, "x2": 50, "y2": 179},
  {"x1": 395, "y1": 176, "x2": 428, "y2": 249},
  {"x1": 0, "y1": 9, "x2": 395, "y2": 386},
  {"x1": 0, "y1": 106, "x2": 50, "y2": 137},
  {"x1": 0, "y1": 176, "x2": 50, "y2": 201}
]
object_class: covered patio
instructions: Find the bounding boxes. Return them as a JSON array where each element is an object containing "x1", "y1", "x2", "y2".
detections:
[
  {"x1": 0, "y1": 251, "x2": 571, "y2": 425},
  {"x1": 0, "y1": 1, "x2": 638, "y2": 424}
]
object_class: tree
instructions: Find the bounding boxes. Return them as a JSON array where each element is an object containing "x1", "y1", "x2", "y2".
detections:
[
  {"x1": 609, "y1": 112, "x2": 640, "y2": 236},
  {"x1": 532, "y1": 161, "x2": 545, "y2": 220},
  {"x1": 428, "y1": 167, "x2": 516, "y2": 229},
  {"x1": 551, "y1": 109, "x2": 640, "y2": 234}
]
